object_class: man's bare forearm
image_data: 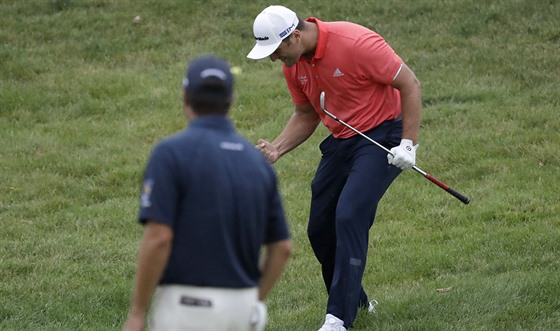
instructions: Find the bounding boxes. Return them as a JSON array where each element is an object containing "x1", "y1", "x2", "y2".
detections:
[
  {"x1": 128, "y1": 223, "x2": 173, "y2": 315},
  {"x1": 272, "y1": 104, "x2": 321, "y2": 157},
  {"x1": 259, "y1": 240, "x2": 292, "y2": 301}
]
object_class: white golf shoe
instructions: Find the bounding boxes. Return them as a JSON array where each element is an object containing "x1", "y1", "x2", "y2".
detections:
[{"x1": 317, "y1": 314, "x2": 347, "y2": 331}]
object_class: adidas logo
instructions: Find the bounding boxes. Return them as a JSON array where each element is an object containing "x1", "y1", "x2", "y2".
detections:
[{"x1": 333, "y1": 68, "x2": 344, "y2": 77}]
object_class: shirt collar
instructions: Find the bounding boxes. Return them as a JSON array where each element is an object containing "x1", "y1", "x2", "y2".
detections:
[
  {"x1": 304, "y1": 17, "x2": 327, "y2": 61},
  {"x1": 189, "y1": 116, "x2": 236, "y2": 133}
]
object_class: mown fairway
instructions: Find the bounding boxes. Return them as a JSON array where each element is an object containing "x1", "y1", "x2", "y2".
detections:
[{"x1": 1, "y1": 0, "x2": 559, "y2": 330}]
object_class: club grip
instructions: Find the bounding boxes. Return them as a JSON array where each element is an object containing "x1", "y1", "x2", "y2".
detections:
[
  {"x1": 424, "y1": 173, "x2": 470, "y2": 205},
  {"x1": 446, "y1": 187, "x2": 471, "y2": 205}
]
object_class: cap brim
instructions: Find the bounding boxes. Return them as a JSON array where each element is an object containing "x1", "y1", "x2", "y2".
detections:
[{"x1": 247, "y1": 42, "x2": 281, "y2": 60}]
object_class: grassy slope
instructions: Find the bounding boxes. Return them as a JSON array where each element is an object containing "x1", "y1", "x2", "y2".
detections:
[{"x1": 0, "y1": 0, "x2": 559, "y2": 330}]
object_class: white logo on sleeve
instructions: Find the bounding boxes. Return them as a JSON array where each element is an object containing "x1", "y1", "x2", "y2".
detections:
[{"x1": 140, "y1": 179, "x2": 153, "y2": 208}]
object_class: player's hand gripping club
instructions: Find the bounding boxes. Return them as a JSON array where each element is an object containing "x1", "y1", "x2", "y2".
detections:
[{"x1": 387, "y1": 139, "x2": 418, "y2": 170}]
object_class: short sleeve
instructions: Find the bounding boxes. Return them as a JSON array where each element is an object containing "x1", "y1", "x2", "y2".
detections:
[
  {"x1": 265, "y1": 172, "x2": 290, "y2": 243},
  {"x1": 354, "y1": 32, "x2": 403, "y2": 85},
  {"x1": 138, "y1": 142, "x2": 180, "y2": 227}
]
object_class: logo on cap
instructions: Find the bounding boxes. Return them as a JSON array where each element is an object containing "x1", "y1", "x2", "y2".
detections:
[
  {"x1": 279, "y1": 23, "x2": 295, "y2": 38},
  {"x1": 200, "y1": 68, "x2": 227, "y2": 80}
]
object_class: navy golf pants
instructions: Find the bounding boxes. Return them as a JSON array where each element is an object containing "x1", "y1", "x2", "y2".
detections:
[{"x1": 307, "y1": 118, "x2": 402, "y2": 328}]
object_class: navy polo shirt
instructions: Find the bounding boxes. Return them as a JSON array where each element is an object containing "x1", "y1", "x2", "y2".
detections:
[{"x1": 137, "y1": 116, "x2": 289, "y2": 288}]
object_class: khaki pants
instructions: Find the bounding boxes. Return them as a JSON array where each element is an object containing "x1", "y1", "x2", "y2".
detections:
[{"x1": 149, "y1": 285, "x2": 266, "y2": 331}]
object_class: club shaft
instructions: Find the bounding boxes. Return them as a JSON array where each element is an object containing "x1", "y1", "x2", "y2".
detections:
[
  {"x1": 323, "y1": 108, "x2": 393, "y2": 155},
  {"x1": 319, "y1": 92, "x2": 470, "y2": 205}
]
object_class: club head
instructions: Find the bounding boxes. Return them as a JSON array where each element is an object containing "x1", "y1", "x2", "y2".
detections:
[{"x1": 320, "y1": 91, "x2": 325, "y2": 110}]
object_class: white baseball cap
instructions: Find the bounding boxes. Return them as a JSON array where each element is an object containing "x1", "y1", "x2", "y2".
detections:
[{"x1": 247, "y1": 5, "x2": 299, "y2": 60}]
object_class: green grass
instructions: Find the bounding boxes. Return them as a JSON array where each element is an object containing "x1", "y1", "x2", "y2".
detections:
[{"x1": 1, "y1": 0, "x2": 559, "y2": 330}]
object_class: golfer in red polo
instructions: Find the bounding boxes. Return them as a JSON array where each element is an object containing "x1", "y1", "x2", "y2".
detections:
[{"x1": 248, "y1": 5, "x2": 422, "y2": 331}]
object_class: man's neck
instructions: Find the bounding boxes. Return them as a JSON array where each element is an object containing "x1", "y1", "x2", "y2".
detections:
[{"x1": 302, "y1": 21, "x2": 318, "y2": 59}]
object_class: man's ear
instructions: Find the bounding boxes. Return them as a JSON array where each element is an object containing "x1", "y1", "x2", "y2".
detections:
[
  {"x1": 183, "y1": 92, "x2": 189, "y2": 107},
  {"x1": 293, "y1": 30, "x2": 301, "y2": 43},
  {"x1": 183, "y1": 92, "x2": 196, "y2": 120}
]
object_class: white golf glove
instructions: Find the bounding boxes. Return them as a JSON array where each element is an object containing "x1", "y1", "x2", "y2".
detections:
[
  {"x1": 250, "y1": 301, "x2": 267, "y2": 331},
  {"x1": 387, "y1": 139, "x2": 418, "y2": 170}
]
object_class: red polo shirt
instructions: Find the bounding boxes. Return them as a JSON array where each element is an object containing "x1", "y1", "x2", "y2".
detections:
[{"x1": 283, "y1": 18, "x2": 403, "y2": 138}]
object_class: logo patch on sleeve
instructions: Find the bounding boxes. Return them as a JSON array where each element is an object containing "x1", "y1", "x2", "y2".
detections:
[{"x1": 140, "y1": 179, "x2": 154, "y2": 208}]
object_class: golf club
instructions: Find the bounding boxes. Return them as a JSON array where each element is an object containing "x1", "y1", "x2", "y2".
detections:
[{"x1": 319, "y1": 91, "x2": 470, "y2": 205}]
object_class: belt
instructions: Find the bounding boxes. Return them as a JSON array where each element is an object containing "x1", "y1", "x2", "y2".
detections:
[{"x1": 377, "y1": 114, "x2": 402, "y2": 128}]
